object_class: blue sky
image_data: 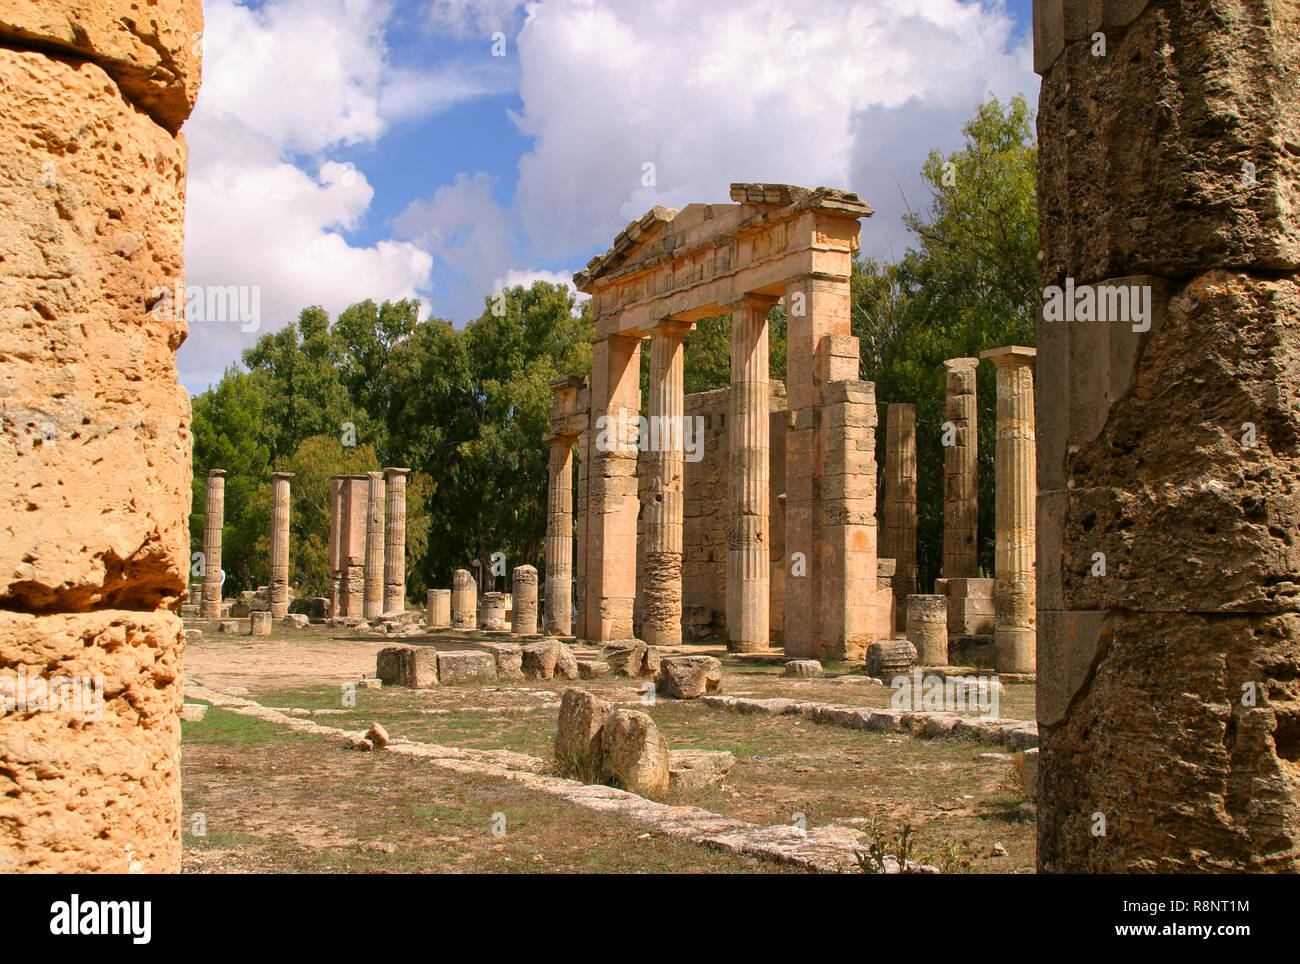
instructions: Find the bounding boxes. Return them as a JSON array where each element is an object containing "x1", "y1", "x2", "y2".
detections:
[{"x1": 179, "y1": 0, "x2": 1038, "y2": 392}]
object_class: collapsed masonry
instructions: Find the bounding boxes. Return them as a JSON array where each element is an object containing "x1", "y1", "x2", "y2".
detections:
[
  {"x1": 1034, "y1": 0, "x2": 1300, "y2": 870},
  {"x1": 547, "y1": 184, "x2": 884, "y2": 658},
  {"x1": 0, "y1": 0, "x2": 203, "y2": 872}
]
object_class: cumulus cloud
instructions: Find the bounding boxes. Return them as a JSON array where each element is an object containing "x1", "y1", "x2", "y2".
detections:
[
  {"x1": 508, "y1": 0, "x2": 1035, "y2": 261},
  {"x1": 179, "y1": 0, "x2": 497, "y2": 392}
]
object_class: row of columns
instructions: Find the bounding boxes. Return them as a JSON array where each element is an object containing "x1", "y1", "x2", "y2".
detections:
[
  {"x1": 200, "y1": 467, "x2": 412, "y2": 621},
  {"x1": 329, "y1": 468, "x2": 410, "y2": 619},
  {"x1": 879, "y1": 349, "x2": 1037, "y2": 671}
]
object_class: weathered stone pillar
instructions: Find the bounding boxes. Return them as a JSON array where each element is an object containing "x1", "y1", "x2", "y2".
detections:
[
  {"x1": 642, "y1": 321, "x2": 689, "y2": 647},
  {"x1": 0, "y1": 0, "x2": 202, "y2": 873},
  {"x1": 340, "y1": 476, "x2": 368, "y2": 617},
  {"x1": 427, "y1": 589, "x2": 450, "y2": 628},
  {"x1": 881, "y1": 403, "x2": 916, "y2": 628},
  {"x1": 200, "y1": 469, "x2": 226, "y2": 619},
  {"x1": 512, "y1": 565, "x2": 538, "y2": 636},
  {"x1": 1034, "y1": 0, "x2": 1300, "y2": 873},
  {"x1": 383, "y1": 467, "x2": 409, "y2": 613},
  {"x1": 363, "y1": 471, "x2": 385, "y2": 619},
  {"x1": 942, "y1": 357, "x2": 979, "y2": 578},
  {"x1": 328, "y1": 476, "x2": 344, "y2": 618},
  {"x1": 586, "y1": 334, "x2": 641, "y2": 641},
  {"x1": 981, "y1": 347, "x2": 1036, "y2": 673},
  {"x1": 451, "y1": 568, "x2": 477, "y2": 629},
  {"x1": 545, "y1": 436, "x2": 574, "y2": 636},
  {"x1": 906, "y1": 594, "x2": 949, "y2": 667},
  {"x1": 480, "y1": 592, "x2": 507, "y2": 632},
  {"x1": 268, "y1": 471, "x2": 293, "y2": 619},
  {"x1": 727, "y1": 295, "x2": 776, "y2": 652}
]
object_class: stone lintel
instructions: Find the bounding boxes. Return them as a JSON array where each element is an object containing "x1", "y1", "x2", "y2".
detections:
[{"x1": 981, "y1": 346, "x2": 1037, "y2": 365}]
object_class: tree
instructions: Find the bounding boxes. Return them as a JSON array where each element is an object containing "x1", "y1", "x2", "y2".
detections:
[{"x1": 854, "y1": 93, "x2": 1038, "y2": 590}]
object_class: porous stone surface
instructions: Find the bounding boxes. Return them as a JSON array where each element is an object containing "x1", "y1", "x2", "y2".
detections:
[
  {"x1": 217, "y1": 621, "x2": 239, "y2": 634},
  {"x1": 0, "y1": 0, "x2": 203, "y2": 134},
  {"x1": 426, "y1": 589, "x2": 451, "y2": 629},
  {"x1": 0, "y1": 3, "x2": 200, "y2": 872},
  {"x1": 905, "y1": 595, "x2": 948, "y2": 667},
  {"x1": 365, "y1": 722, "x2": 390, "y2": 749},
  {"x1": 511, "y1": 565, "x2": 538, "y2": 636},
  {"x1": 179, "y1": 703, "x2": 206, "y2": 723},
  {"x1": 249, "y1": 611, "x2": 271, "y2": 637},
  {"x1": 282, "y1": 613, "x2": 309, "y2": 629},
  {"x1": 554, "y1": 687, "x2": 609, "y2": 772},
  {"x1": 782, "y1": 659, "x2": 822, "y2": 678},
  {"x1": 577, "y1": 659, "x2": 610, "y2": 679},
  {"x1": 599, "y1": 709, "x2": 670, "y2": 798},
  {"x1": 602, "y1": 639, "x2": 650, "y2": 677},
  {"x1": 435, "y1": 650, "x2": 497, "y2": 685},
  {"x1": 1036, "y1": 1, "x2": 1300, "y2": 873},
  {"x1": 451, "y1": 569, "x2": 476, "y2": 629},
  {"x1": 656, "y1": 655, "x2": 723, "y2": 699},
  {"x1": 0, "y1": 611, "x2": 182, "y2": 872}
]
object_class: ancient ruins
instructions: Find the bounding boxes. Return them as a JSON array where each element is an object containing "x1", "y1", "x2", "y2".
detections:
[{"x1": 3, "y1": 0, "x2": 1298, "y2": 883}]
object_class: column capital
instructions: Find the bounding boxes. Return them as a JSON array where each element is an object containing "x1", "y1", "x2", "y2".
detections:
[
  {"x1": 543, "y1": 433, "x2": 577, "y2": 446},
  {"x1": 981, "y1": 345, "x2": 1037, "y2": 366},
  {"x1": 728, "y1": 292, "x2": 780, "y2": 313},
  {"x1": 271, "y1": 471, "x2": 295, "y2": 480},
  {"x1": 383, "y1": 466, "x2": 411, "y2": 478},
  {"x1": 366, "y1": 470, "x2": 384, "y2": 480},
  {"x1": 944, "y1": 356, "x2": 980, "y2": 372},
  {"x1": 207, "y1": 468, "x2": 227, "y2": 479},
  {"x1": 648, "y1": 318, "x2": 693, "y2": 339}
]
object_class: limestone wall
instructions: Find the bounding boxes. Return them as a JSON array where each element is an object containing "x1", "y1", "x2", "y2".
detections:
[
  {"x1": 669, "y1": 383, "x2": 787, "y2": 641},
  {"x1": 0, "y1": 1, "x2": 202, "y2": 872},
  {"x1": 1035, "y1": 0, "x2": 1300, "y2": 872}
]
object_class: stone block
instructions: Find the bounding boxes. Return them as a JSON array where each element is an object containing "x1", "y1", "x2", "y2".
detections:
[
  {"x1": 656, "y1": 655, "x2": 723, "y2": 699},
  {"x1": 436, "y1": 650, "x2": 496, "y2": 685},
  {"x1": 599, "y1": 709, "x2": 670, "y2": 798},
  {"x1": 249, "y1": 612, "x2": 272, "y2": 637}
]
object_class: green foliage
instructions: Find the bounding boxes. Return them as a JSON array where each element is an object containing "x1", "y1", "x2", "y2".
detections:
[
  {"x1": 855, "y1": 93, "x2": 1038, "y2": 590},
  {"x1": 190, "y1": 282, "x2": 589, "y2": 602}
]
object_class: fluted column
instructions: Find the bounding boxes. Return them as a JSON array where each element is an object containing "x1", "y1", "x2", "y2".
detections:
[
  {"x1": 587, "y1": 333, "x2": 641, "y2": 641},
  {"x1": 328, "y1": 476, "x2": 344, "y2": 618},
  {"x1": 363, "y1": 471, "x2": 385, "y2": 619},
  {"x1": 881, "y1": 403, "x2": 916, "y2": 629},
  {"x1": 383, "y1": 467, "x2": 409, "y2": 613},
  {"x1": 544, "y1": 437, "x2": 574, "y2": 636},
  {"x1": 726, "y1": 295, "x2": 775, "y2": 651},
  {"x1": 981, "y1": 347, "x2": 1036, "y2": 672},
  {"x1": 641, "y1": 321, "x2": 689, "y2": 647},
  {"x1": 200, "y1": 469, "x2": 226, "y2": 618},
  {"x1": 943, "y1": 357, "x2": 979, "y2": 578},
  {"x1": 268, "y1": 471, "x2": 293, "y2": 619}
]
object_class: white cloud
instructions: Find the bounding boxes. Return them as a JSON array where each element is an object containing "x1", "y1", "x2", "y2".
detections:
[
  {"x1": 179, "y1": 0, "x2": 500, "y2": 392},
  {"x1": 508, "y1": 0, "x2": 1036, "y2": 261}
]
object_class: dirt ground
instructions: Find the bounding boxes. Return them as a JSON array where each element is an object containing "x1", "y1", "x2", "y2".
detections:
[{"x1": 182, "y1": 625, "x2": 1038, "y2": 873}]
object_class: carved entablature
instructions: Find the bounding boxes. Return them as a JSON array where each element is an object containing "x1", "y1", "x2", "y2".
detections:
[{"x1": 576, "y1": 184, "x2": 872, "y2": 336}]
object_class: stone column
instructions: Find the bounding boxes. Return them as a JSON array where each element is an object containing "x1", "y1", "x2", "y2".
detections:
[
  {"x1": 512, "y1": 565, "x2": 538, "y2": 636},
  {"x1": 727, "y1": 295, "x2": 776, "y2": 652},
  {"x1": 881, "y1": 403, "x2": 916, "y2": 628},
  {"x1": 452, "y1": 568, "x2": 477, "y2": 629},
  {"x1": 341, "y1": 476, "x2": 368, "y2": 617},
  {"x1": 427, "y1": 589, "x2": 450, "y2": 628},
  {"x1": 981, "y1": 347, "x2": 1036, "y2": 673},
  {"x1": 942, "y1": 357, "x2": 979, "y2": 578},
  {"x1": 586, "y1": 333, "x2": 641, "y2": 641},
  {"x1": 906, "y1": 594, "x2": 949, "y2": 667},
  {"x1": 545, "y1": 437, "x2": 574, "y2": 636},
  {"x1": 200, "y1": 469, "x2": 226, "y2": 619},
  {"x1": 363, "y1": 471, "x2": 385, "y2": 619},
  {"x1": 641, "y1": 321, "x2": 689, "y2": 647},
  {"x1": 328, "y1": 476, "x2": 344, "y2": 618},
  {"x1": 383, "y1": 467, "x2": 409, "y2": 614},
  {"x1": 268, "y1": 471, "x2": 293, "y2": 619}
]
